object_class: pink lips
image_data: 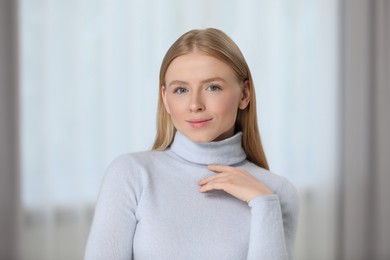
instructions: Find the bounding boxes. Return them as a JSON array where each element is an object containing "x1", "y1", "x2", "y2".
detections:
[{"x1": 186, "y1": 118, "x2": 212, "y2": 128}]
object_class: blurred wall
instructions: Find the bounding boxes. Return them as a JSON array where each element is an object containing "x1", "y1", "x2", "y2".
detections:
[
  {"x1": 340, "y1": 0, "x2": 390, "y2": 259},
  {"x1": 0, "y1": 0, "x2": 19, "y2": 259}
]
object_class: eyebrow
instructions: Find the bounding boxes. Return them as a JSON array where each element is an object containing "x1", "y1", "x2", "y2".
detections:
[{"x1": 167, "y1": 77, "x2": 227, "y2": 87}]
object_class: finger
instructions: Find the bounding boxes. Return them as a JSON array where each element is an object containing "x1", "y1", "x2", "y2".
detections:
[
  {"x1": 199, "y1": 178, "x2": 232, "y2": 192},
  {"x1": 208, "y1": 165, "x2": 248, "y2": 178},
  {"x1": 198, "y1": 172, "x2": 230, "y2": 185},
  {"x1": 208, "y1": 164, "x2": 236, "y2": 173}
]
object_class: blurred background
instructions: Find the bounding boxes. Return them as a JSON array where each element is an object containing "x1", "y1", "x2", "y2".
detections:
[{"x1": 0, "y1": 0, "x2": 389, "y2": 259}]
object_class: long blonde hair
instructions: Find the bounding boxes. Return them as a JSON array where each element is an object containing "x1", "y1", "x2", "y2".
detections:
[{"x1": 152, "y1": 28, "x2": 269, "y2": 170}]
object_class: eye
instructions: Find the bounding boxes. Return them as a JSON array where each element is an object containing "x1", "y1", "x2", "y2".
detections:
[
  {"x1": 174, "y1": 87, "x2": 188, "y2": 94},
  {"x1": 207, "y1": 85, "x2": 221, "y2": 91}
]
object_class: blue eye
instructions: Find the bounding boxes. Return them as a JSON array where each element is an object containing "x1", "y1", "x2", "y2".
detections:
[
  {"x1": 207, "y1": 85, "x2": 221, "y2": 91},
  {"x1": 175, "y1": 87, "x2": 188, "y2": 94}
]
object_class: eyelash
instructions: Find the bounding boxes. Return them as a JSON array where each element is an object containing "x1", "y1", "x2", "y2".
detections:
[
  {"x1": 173, "y1": 87, "x2": 188, "y2": 94},
  {"x1": 207, "y1": 85, "x2": 221, "y2": 91},
  {"x1": 172, "y1": 84, "x2": 221, "y2": 94}
]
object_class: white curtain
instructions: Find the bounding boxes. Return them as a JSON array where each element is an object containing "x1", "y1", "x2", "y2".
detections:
[{"x1": 19, "y1": 1, "x2": 339, "y2": 259}]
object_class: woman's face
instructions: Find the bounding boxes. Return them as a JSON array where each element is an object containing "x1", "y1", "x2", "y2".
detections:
[{"x1": 162, "y1": 52, "x2": 250, "y2": 143}]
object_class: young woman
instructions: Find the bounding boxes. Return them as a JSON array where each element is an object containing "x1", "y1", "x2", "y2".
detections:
[{"x1": 85, "y1": 28, "x2": 299, "y2": 260}]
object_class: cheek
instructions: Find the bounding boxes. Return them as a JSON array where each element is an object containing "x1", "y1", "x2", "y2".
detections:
[
  {"x1": 224, "y1": 94, "x2": 241, "y2": 110},
  {"x1": 212, "y1": 94, "x2": 241, "y2": 116},
  {"x1": 166, "y1": 98, "x2": 185, "y2": 116}
]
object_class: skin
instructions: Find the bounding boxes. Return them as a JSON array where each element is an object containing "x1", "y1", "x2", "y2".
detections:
[{"x1": 162, "y1": 52, "x2": 273, "y2": 203}]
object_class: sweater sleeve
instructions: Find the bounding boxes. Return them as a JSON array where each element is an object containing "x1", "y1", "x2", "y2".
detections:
[
  {"x1": 246, "y1": 180, "x2": 299, "y2": 260},
  {"x1": 84, "y1": 155, "x2": 142, "y2": 260}
]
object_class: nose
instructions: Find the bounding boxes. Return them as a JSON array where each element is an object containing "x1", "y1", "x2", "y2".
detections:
[{"x1": 189, "y1": 93, "x2": 205, "y2": 112}]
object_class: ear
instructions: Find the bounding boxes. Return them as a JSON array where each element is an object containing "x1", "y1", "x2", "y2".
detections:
[
  {"x1": 238, "y1": 80, "x2": 250, "y2": 110},
  {"x1": 161, "y1": 86, "x2": 171, "y2": 114}
]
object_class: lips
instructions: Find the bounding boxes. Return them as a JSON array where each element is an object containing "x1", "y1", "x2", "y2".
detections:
[{"x1": 186, "y1": 118, "x2": 212, "y2": 128}]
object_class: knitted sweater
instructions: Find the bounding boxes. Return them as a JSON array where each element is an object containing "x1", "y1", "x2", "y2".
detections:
[{"x1": 85, "y1": 131, "x2": 299, "y2": 260}]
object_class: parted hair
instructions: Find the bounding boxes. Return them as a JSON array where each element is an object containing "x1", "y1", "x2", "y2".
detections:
[{"x1": 152, "y1": 28, "x2": 269, "y2": 170}]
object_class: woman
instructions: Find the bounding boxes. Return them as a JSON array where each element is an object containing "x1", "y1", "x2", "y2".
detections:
[{"x1": 85, "y1": 28, "x2": 299, "y2": 260}]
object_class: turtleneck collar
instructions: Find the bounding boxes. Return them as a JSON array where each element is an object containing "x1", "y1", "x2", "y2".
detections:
[{"x1": 169, "y1": 131, "x2": 246, "y2": 166}]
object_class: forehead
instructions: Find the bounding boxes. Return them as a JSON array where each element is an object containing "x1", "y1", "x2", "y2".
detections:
[{"x1": 165, "y1": 52, "x2": 237, "y2": 82}]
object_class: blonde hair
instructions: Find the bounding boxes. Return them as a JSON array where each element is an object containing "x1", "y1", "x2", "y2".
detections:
[{"x1": 152, "y1": 28, "x2": 269, "y2": 170}]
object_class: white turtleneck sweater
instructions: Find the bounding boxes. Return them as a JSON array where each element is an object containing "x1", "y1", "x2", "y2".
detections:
[{"x1": 85, "y1": 132, "x2": 299, "y2": 260}]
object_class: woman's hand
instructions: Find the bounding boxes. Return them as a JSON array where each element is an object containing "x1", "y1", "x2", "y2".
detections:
[{"x1": 198, "y1": 165, "x2": 273, "y2": 203}]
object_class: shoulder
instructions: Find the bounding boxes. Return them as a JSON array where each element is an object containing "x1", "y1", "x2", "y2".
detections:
[
  {"x1": 107, "y1": 150, "x2": 163, "y2": 172},
  {"x1": 103, "y1": 150, "x2": 165, "y2": 185},
  {"x1": 97, "y1": 150, "x2": 168, "y2": 202},
  {"x1": 244, "y1": 161, "x2": 299, "y2": 209}
]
